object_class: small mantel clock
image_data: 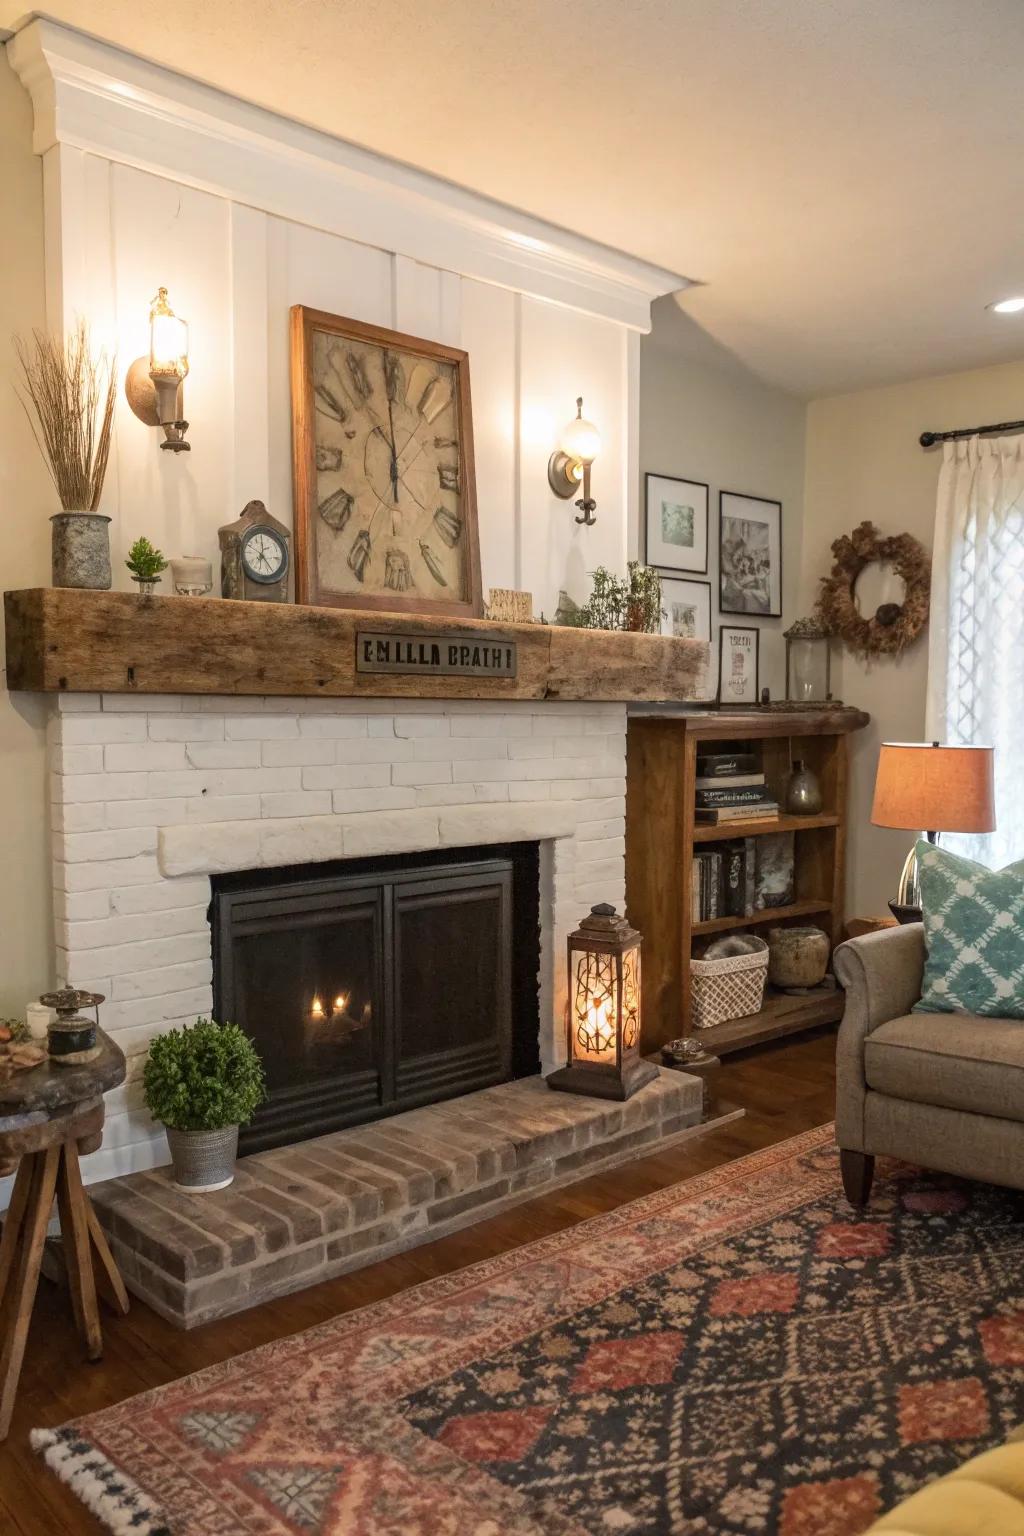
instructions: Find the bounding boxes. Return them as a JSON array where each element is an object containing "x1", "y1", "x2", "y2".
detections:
[{"x1": 219, "y1": 501, "x2": 291, "y2": 602}]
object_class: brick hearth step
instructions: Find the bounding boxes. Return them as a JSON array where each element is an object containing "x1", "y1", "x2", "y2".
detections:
[{"x1": 90, "y1": 1069, "x2": 704, "y2": 1327}]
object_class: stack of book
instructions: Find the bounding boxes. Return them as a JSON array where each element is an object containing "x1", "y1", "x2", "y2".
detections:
[
  {"x1": 694, "y1": 751, "x2": 779, "y2": 827},
  {"x1": 692, "y1": 833, "x2": 795, "y2": 922}
]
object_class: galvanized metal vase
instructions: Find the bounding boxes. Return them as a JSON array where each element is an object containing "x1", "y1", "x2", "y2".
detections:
[
  {"x1": 165, "y1": 1124, "x2": 239, "y2": 1193},
  {"x1": 51, "y1": 511, "x2": 112, "y2": 589}
]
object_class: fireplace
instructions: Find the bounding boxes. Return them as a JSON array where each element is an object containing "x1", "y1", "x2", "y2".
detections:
[{"x1": 211, "y1": 842, "x2": 541, "y2": 1153}]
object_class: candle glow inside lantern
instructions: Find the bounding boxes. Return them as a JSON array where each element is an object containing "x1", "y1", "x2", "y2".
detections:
[{"x1": 548, "y1": 903, "x2": 658, "y2": 1100}]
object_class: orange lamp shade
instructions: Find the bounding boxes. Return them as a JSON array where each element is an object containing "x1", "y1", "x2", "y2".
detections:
[{"x1": 871, "y1": 742, "x2": 996, "y2": 834}]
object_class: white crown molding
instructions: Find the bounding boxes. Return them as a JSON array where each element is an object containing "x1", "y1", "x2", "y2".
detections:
[{"x1": 7, "y1": 19, "x2": 689, "y2": 331}]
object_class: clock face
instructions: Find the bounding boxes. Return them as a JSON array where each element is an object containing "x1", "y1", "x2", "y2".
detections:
[
  {"x1": 310, "y1": 328, "x2": 471, "y2": 605},
  {"x1": 241, "y1": 525, "x2": 288, "y2": 584}
]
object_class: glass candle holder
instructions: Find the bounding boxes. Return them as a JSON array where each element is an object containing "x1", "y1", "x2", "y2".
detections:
[{"x1": 170, "y1": 555, "x2": 213, "y2": 597}]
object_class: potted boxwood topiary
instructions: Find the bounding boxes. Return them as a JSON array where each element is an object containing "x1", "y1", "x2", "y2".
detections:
[{"x1": 143, "y1": 1018, "x2": 266, "y2": 1192}]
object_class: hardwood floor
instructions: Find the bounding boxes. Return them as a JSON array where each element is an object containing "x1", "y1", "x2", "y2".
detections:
[{"x1": 0, "y1": 1029, "x2": 837, "y2": 1535}]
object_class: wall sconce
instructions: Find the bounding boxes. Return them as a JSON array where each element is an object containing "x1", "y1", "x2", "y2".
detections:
[
  {"x1": 548, "y1": 903, "x2": 658, "y2": 1101},
  {"x1": 548, "y1": 396, "x2": 601, "y2": 525},
  {"x1": 125, "y1": 287, "x2": 191, "y2": 452}
]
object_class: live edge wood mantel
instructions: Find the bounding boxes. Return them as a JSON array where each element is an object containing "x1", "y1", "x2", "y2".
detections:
[{"x1": 4, "y1": 590, "x2": 708, "y2": 703}]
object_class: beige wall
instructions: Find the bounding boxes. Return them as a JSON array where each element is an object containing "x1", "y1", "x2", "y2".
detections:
[
  {"x1": 640, "y1": 297, "x2": 806, "y2": 699},
  {"x1": 802, "y1": 358, "x2": 1024, "y2": 916},
  {"x1": 0, "y1": 53, "x2": 53, "y2": 1017}
]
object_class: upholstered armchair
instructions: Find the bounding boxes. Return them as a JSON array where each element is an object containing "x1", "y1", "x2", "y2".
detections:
[{"x1": 833, "y1": 923, "x2": 1024, "y2": 1205}]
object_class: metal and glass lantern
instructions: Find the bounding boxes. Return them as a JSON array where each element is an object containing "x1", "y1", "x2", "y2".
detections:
[
  {"x1": 548, "y1": 904, "x2": 658, "y2": 1101},
  {"x1": 784, "y1": 616, "x2": 833, "y2": 704},
  {"x1": 38, "y1": 986, "x2": 103, "y2": 1065}
]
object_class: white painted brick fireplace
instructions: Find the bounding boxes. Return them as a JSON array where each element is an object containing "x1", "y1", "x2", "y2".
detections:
[{"x1": 48, "y1": 693, "x2": 629, "y2": 1184}]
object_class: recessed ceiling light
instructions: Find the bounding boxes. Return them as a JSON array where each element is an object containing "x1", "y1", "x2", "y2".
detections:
[{"x1": 988, "y1": 297, "x2": 1024, "y2": 314}]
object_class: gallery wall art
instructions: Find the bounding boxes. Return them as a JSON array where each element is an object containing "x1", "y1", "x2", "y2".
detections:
[
  {"x1": 719, "y1": 491, "x2": 782, "y2": 618},
  {"x1": 718, "y1": 624, "x2": 760, "y2": 704},
  {"x1": 644, "y1": 473, "x2": 709, "y2": 574},
  {"x1": 290, "y1": 306, "x2": 482, "y2": 617},
  {"x1": 659, "y1": 577, "x2": 712, "y2": 641}
]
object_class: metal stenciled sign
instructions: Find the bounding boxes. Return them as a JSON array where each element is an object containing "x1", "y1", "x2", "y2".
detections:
[{"x1": 356, "y1": 631, "x2": 518, "y2": 678}]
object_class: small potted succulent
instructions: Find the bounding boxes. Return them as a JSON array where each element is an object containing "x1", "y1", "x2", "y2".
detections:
[
  {"x1": 125, "y1": 536, "x2": 168, "y2": 596},
  {"x1": 143, "y1": 1018, "x2": 266, "y2": 1192}
]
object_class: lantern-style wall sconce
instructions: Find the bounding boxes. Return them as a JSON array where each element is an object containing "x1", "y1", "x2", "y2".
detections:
[
  {"x1": 548, "y1": 397, "x2": 601, "y2": 525},
  {"x1": 125, "y1": 287, "x2": 191, "y2": 453},
  {"x1": 784, "y1": 616, "x2": 834, "y2": 704},
  {"x1": 548, "y1": 903, "x2": 658, "y2": 1100}
]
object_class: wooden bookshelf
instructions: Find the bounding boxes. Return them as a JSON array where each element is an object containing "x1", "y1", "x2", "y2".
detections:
[
  {"x1": 692, "y1": 897, "x2": 832, "y2": 937},
  {"x1": 625, "y1": 705, "x2": 869, "y2": 1056},
  {"x1": 692, "y1": 812, "x2": 840, "y2": 843}
]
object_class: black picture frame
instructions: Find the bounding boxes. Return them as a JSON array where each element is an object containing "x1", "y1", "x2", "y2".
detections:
[
  {"x1": 644, "y1": 472, "x2": 709, "y2": 575},
  {"x1": 719, "y1": 490, "x2": 782, "y2": 617},
  {"x1": 717, "y1": 624, "x2": 760, "y2": 705}
]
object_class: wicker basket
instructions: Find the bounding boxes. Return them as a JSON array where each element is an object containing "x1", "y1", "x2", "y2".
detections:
[{"x1": 691, "y1": 938, "x2": 769, "y2": 1030}]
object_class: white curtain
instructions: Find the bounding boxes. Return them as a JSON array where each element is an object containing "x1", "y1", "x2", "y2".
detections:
[{"x1": 926, "y1": 435, "x2": 1024, "y2": 868}]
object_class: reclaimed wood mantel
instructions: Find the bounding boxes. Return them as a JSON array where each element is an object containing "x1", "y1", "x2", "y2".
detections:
[{"x1": 4, "y1": 589, "x2": 709, "y2": 703}]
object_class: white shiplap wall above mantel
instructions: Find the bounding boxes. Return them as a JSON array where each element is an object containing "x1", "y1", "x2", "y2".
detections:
[
  {"x1": 6, "y1": 18, "x2": 688, "y2": 621},
  {"x1": 8, "y1": 19, "x2": 687, "y2": 333}
]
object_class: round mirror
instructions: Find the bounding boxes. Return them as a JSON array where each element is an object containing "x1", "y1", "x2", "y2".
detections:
[{"x1": 852, "y1": 560, "x2": 907, "y2": 619}]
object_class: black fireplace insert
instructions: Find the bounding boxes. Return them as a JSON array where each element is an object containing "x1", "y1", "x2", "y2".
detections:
[{"x1": 210, "y1": 842, "x2": 540, "y2": 1153}]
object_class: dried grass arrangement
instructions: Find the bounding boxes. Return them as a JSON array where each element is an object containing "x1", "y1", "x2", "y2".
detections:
[
  {"x1": 14, "y1": 320, "x2": 116, "y2": 512},
  {"x1": 815, "y1": 520, "x2": 930, "y2": 658}
]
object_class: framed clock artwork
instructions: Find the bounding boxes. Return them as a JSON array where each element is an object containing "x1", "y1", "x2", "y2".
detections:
[{"x1": 290, "y1": 306, "x2": 483, "y2": 617}]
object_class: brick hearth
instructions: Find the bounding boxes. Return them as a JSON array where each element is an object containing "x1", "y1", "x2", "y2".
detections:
[{"x1": 90, "y1": 1070, "x2": 705, "y2": 1328}]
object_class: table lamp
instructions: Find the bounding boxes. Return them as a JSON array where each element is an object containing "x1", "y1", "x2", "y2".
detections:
[{"x1": 870, "y1": 741, "x2": 995, "y2": 922}]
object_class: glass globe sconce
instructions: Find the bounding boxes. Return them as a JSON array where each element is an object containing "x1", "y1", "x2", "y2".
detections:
[
  {"x1": 125, "y1": 287, "x2": 191, "y2": 453},
  {"x1": 548, "y1": 396, "x2": 601, "y2": 525}
]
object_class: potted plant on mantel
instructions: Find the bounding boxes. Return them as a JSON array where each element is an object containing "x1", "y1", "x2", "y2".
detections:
[
  {"x1": 125, "y1": 535, "x2": 169, "y2": 596},
  {"x1": 143, "y1": 1018, "x2": 267, "y2": 1193},
  {"x1": 15, "y1": 320, "x2": 117, "y2": 590}
]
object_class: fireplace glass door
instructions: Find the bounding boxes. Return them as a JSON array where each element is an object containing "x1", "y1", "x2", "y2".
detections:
[{"x1": 211, "y1": 844, "x2": 539, "y2": 1153}]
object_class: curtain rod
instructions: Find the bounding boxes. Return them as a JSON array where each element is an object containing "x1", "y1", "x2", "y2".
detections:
[{"x1": 919, "y1": 419, "x2": 1024, "y2": 447}]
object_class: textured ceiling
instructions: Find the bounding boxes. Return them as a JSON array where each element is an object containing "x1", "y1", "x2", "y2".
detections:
[{"x1": 6, "y1": 0, "x2": 1024, "y2": 396}]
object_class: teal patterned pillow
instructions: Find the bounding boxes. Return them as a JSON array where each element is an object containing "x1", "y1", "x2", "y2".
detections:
[{"x1": 915, "y1": 840, "x2": 1024, "y2": 1018}]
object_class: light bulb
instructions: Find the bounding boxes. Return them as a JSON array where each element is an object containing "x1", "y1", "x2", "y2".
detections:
[
  {"x1": 988, "y1": 297, "x2": 1024, "y2": 314},
  {"x1": 149, "y1": 287, "x2": 189, "y2": 379},
  {"x1": 561, "y1": 400, "x2": 601, "y2": 465}
]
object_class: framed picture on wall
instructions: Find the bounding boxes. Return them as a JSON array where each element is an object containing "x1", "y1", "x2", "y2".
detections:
[
  {"x1": 644, "y1": 473, "x2": 709, "y2": 574},
  {"x1": 290, "y1": 305, "x2": 483, "y2": 616},
  {"x1": 659, "y1": 577, "x2": 712, "y2": 640},
  {"x1": 718, "y1": 624, "x2": 760, "y2": 705},
  {"x1": 719, "y1": 491, "x2": 782, "y2": 617}
]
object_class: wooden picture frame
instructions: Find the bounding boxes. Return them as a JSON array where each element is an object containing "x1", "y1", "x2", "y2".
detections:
[
  {"x1": 719, "y1": 491, "x2": 782, "y2": 617},
  {"x1": 717, "y1": 624, "x2": 760, "y2": 705},
  {"x1": 290, "y1": 306, "x2": 482, "y2": 617},
  {"x1": 644, "y1": 473, "x2": 709, "y2": 574}
]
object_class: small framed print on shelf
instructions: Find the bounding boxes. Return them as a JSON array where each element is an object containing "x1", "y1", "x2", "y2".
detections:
[
  {"x1": 659, "y1": 577, "x2": 711, "y2": 640},
  {"x1": 718, "y1": 624, "x2": 760, "y2": 705},
  {"x1": 719, "y1": 490, "x2": 782, "y2": 617},
  {"x1": 644, "y1": 473, "x2": 709, "y2": 574}
]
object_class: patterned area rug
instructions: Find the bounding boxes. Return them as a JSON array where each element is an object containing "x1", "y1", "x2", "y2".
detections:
[{"x1": 33, "y1": 1126, "x2": 1024, "y2": 1536}]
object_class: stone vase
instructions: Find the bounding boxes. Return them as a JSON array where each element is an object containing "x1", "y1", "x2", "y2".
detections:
[
  {"x1": 767, "y1": 925, "x2": 830, "y2": 991},
  {"x1": 51, "y1": 511, "x2": 112, "y2": 590},
  {"x1": 165, "y1": 1124, "x2": 239, "y2": 1193}
]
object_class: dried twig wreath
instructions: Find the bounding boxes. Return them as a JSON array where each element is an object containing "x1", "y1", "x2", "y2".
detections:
[{"x1": 815, "y1": 520, "x2": 930, "y2": 658}]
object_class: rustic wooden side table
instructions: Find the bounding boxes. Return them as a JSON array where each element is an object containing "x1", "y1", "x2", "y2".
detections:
[{"x1": 0, "y1": 1029, "x2": 129, "y2": 1440}]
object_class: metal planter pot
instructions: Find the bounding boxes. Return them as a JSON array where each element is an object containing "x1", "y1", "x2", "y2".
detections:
[{"x1": 165, "y1": 1124, "x2": 239, "y2": 1193}]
